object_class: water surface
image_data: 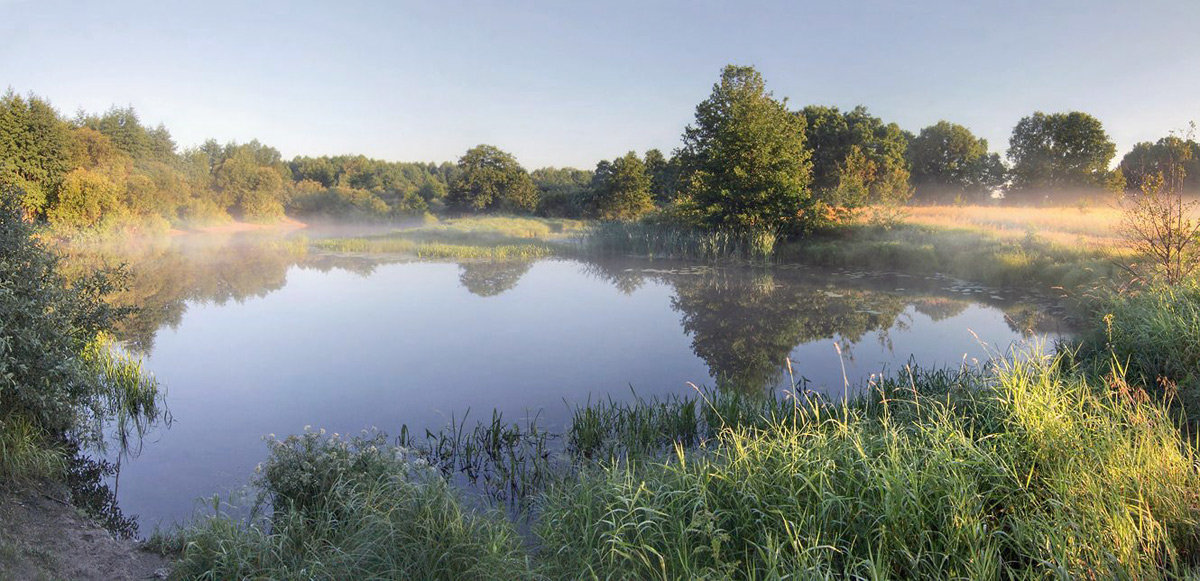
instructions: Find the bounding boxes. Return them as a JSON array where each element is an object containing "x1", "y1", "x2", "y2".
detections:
[{"x1": 73, "y1": 235, "x2": 1066, "y2": 528}]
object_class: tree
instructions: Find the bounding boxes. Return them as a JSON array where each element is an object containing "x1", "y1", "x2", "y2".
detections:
[
  {"x1": 447, "y1": 145, "x2": 537, "y2": 213},
  {"x1": 212, "y1": 141, "x2": 289, "y2": 221},
  {"x1": 589, "y1": 152, "x2": 654, "y2": 220},
  {"x1": 908, "y1": 121, "x2": 1006, "y2": 202},
  {"x1": 0, "y1": 91, "x2": 76, "y2": 216},
  {"x1": 531, "y1": 166, "x2": 591, "y2": 217},
  {"x1": 1119, "y1": 132, "x2": 1200, "y2": 196},
  {"x1": 1006, "y1": 111, "x2": 1116, "y2": 202},
  {"x1": 676, "y1": 65, "x2": 813, "y2": 232},
  {"x1": 1121, "y1": 143, "x2": 1200, "y2": 285},
  {"x1": 801, "y1": 105, "x2": 911, "y2": 207},
  {"x1": 643, "y1": 149, "x2": 680, "y2": 205}
]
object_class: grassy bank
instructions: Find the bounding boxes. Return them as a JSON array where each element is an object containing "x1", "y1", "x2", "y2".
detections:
[
  {"x1": 162, "y1": 338, "x2": 1200, "y2": 579},
  {"x1": 312, "y1": 215, "x2": 583, "y2": 260}
]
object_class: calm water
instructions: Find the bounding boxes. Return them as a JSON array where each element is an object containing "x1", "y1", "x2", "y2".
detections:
[{"x1": 76, "y1": 235, "x2": 1067, "y2": 528}]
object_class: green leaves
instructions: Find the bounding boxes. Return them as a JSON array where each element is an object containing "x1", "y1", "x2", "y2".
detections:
[
  {"x1": 448, "y1": 145, "x2": 538, "y2": 214},
  {"x1": 1007, "y1": 111, "x2": 1117, "y2": 200},
  {"x1": 677, "y1": 65, "x2": 813, "y2": 233}
]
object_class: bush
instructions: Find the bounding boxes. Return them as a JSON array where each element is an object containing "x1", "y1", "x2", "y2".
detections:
[
  {"x1": 0, "y1": 186, "x2": 164, "y2": 479},
  {"x1": 171, "y1": 429, "x2": 532, "y2": 580}
]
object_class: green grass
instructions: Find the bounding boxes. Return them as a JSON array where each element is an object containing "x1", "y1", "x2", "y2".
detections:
[
  {"x1": 1076, "y1": 282, "x2": 1200, "y2": 422},
  {"x1": 164, "y1": 430, "x2": 532, "y2": 580},
  {"x1": 0, "y1": 414, "x2": 65, "y2": 483},
  {"x1": 311, "y1": 215, "x2": 573, "y2": 259},
  {"x1": 162, "y1": 343, "x2": 1200, "y2": 579},
  {"x1": 538, "y1": 352, "x2": 1200, "y2": 579},
  {"x1": 779, "y1": 222, "x2": 1126, "y2": 291},
  {"x1": 584, "y1": 221, "x2": 778, "y2": 261}
]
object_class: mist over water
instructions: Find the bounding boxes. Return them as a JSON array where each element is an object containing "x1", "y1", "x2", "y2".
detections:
[{"x1": 64, "y1": 231, "x2": 1067, "y2": 528}]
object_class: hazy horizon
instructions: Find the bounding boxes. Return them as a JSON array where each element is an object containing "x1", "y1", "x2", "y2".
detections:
[{"x1": 4, "y1": 0, "x2": 1198, "y2": 168}]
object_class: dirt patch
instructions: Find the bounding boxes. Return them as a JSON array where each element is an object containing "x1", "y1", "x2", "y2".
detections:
[{"x1": 0, "y1": 482, "x2": 169, "y2": 580}]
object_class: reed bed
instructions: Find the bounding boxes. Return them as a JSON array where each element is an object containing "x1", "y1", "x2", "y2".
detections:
[
  {"x1": 539, "y1": 353, "x2": 1200, "y2": 579},
  {"x1": 163, "y1": 344, "x2": 1200, "y2": 579},
  {"x1": 584, "y1": 221, "x2": 778, "y2": 260}
]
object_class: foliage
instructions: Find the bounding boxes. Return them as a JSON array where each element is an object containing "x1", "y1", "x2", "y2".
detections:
[
  {"x1": 1119, "y1": 131, "x2": 1200, "y2": 195},
  {"x1": 0, "y1": 91, "x2": 75, "y2": 216},
  {"x1": 539, "y1": 352, "x2": 1200, "y2": 579},
  {"x1": 447, "y1": 145, "x2": 538, "y2": 214},
  {"x1": 0, "y1": 187, "x2": 165, "y2": 486},
  {"x1": 643, "y1": 148, "x2": 681, "y2": 205},
  {"x1": 289, "y1": 184, "x2": 392, "y2": 220},
  {"x1": 169, "y1": 430, "x2": 532, "y2": 580},
  {"x1": 908, "y1": 120, "x2": 1006, "y2": 202},
  {"x1": 676, "y1": 65, "x2": 814, "y2": 233},
  {"x1": 586, "y1": 220, "x2": 779, "y2": 260},
  {"x1": 588, "y1": 151, "x2": 654, "y2": 220},
  {"x1": 1006, "y1": 111, "x2": 1117, "y2": 201},
  {"x1": 801, "y1": 104, "x2": 912, "y2": 207},
  {"x1": 1121, "y1": 160, "x2": 1200, "y2": 285},
  {"x1": 531, "y1": 166, "x2": 592, "y2": 217},
  {"x1": 289, "y1": 154, "x2": 443, "y2": 215},
  {"x1": 1077, "y1": 284, "x2": 1200, "y2": 422}
]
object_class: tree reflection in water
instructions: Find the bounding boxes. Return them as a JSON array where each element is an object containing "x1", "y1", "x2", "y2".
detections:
[{"x1": 57, "y1": 236, "x2": 1063, "y2": 394}]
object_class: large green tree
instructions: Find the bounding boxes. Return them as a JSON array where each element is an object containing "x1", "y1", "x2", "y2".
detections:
[
  {"x1": 801, "y1": 105, "x2": 911, "y2": 207},
  {"x1": 643, "y1": 148, "x2": 681, "y2": 205},
  {"x1": 1119, "y1": 135, "x2": 1200, "y2": 195},
  {"x1": 908, "y1": 121, "x2": 1006, "y2": 202},
  {"x1": 589, "y1": 152, "x2": 654, "y2": 220},
  {"x1": 1006, "y1": 111, "x2": 1117, "y2": 201},
  {"x1": 531, "y1": 166, "x2": 592, "y2": 217},
  {"x1": 447, "y1": 145, "x2": 537, "y2": 213},
  {"x1": 677, "y1": 65, "x2": 813, "y2": 232},
  {"x1": 0, "y1": 91, "x2": 76, "y2": 215}
]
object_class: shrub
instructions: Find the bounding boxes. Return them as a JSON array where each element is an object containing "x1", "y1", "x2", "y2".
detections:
[{"x1": 171, "y1": 429, "x2": 532, "y2": 580}]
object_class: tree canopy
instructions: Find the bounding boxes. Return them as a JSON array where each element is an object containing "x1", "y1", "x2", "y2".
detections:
[
  {"x1": 676, "y1": 65, "x2": 813, "y2": 232},
  {"x1": 1006, "y1": 111, "x2": 1117, "y2": 201},
  {"x1": 447, "y1": 145, "x2": 538, "y2": 214},
  {"x1": 588, "y1": 151, "x2": 654, "y2": 221},
  {"x1": 908, "y1": 121, "x2": 1006, "y2": 202},
  {"x1": 801, "y1": 105, "x2": 911, "y2": 207},
  {"x1": 1119, "y1": 134, "x2": 1200, "y2": 195}
]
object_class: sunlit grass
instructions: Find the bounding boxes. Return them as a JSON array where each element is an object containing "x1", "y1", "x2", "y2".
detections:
[
  {"x1": 311, "y1": 215, "x2": 576, "y2": 259},
  {"x1": 903, "y1": 203, "x2": 1129, "y2": 250}
]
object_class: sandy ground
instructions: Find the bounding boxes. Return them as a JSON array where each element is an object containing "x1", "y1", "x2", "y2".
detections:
[{"x1": 0, "y1": 482, "x2": 169, "y2": 580}]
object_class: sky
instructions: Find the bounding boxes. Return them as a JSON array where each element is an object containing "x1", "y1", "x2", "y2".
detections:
[{"x1": 2, "y1": 0, "x2": 1198, "y2": 169}]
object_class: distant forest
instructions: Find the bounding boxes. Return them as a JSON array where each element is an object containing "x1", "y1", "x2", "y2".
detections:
[{"x1": 2, "y1": 73, "x2": 1198, "y2": 232}]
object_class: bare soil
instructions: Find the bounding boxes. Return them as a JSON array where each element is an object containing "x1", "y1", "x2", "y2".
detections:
[{"x1": 0, "y1": 482, "x2": 169, "y2": 580}]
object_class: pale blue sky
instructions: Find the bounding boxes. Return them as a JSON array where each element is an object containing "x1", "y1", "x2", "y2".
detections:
[{"x1": 3, "y1": 0, "x2": 1198, "y2": 168}]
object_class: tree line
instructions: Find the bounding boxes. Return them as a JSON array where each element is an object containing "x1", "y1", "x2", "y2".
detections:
[{"x1": 2, "y1": 68, "x2": 1197, "y2": 232}]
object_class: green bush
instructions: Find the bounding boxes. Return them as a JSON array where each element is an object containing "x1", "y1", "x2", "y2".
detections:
[{"x1": 170, "y1": 429, "x2": 532, "y2": 580}]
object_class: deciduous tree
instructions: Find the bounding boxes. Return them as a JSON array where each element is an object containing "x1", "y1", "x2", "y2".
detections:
[
  {"x1": 677, "y1": 65, "x2": 813, "y2": 232},
  {"x1": 447, "y1": 145, "x2": 537, "y2": 213},
  {"x1": 1006, "y1": 111, "x2": 1116, "y2": 202}
]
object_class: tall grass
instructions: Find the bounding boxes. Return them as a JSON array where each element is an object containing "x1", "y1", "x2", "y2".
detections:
[
  {"x1": 780, "y1": 222, "x2": 1127, "y2": 290},
  {"x1": 538, "y1": 352, "x2": 1200, "y2": 579},
  {"x1": 1077, "y1": 282, "x2": 1200, "y2": 421},
  {"x1": 0, "y1": 414, "x2": 65, "y2": 482},
  {"x1": 585, "y1": 221, "x2": 778, "y2": 261},
  {"x1": 311, "y1": 215, "x2": 568, "y2": 259}
]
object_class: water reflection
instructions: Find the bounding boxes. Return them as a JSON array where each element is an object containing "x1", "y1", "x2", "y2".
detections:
[
  {"x1": 57, "y1": 231, "x2": 1069, "y2": 528},
  {"x1": 58, "y1": 231, "x2": 1067, "y2": 394}
]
